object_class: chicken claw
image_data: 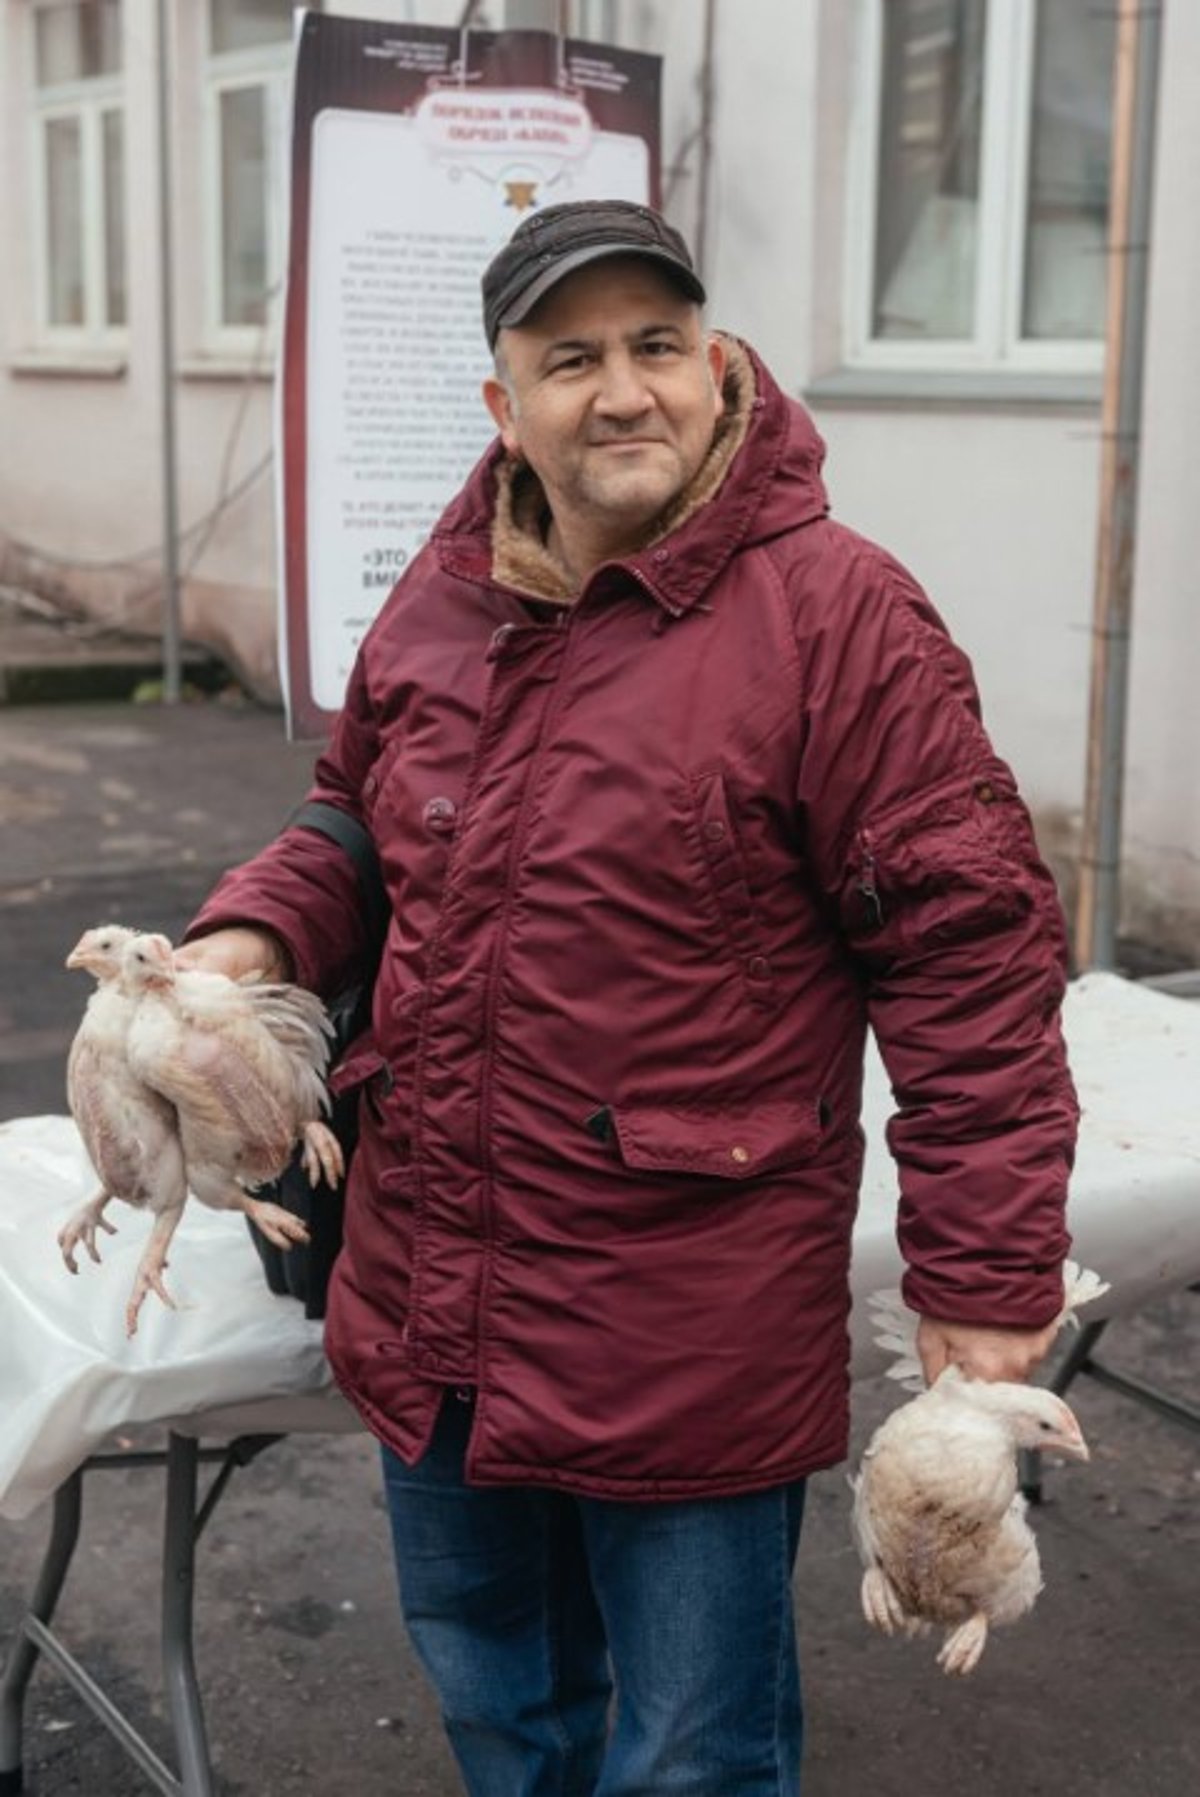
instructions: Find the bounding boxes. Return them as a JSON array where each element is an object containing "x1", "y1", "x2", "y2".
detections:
[
  {"x1": 58, "y1": 1194, "x2": 119, "y2": 1273},
  {"x1": 938, "y1": 1612, "x2": 989, "y2": 1676},
  {"x1": 301, "y1": 1119, "x2": 344, "y2": 1188},
  {"x1": 861, "y1": 1566, "x2": 908, "y2": 1636},
  {"x1": 242, "y1": 1197, "x2": 312, "y2": 1249},
  {"x1": 125, "y1": 1256, "x2": 178, "y2": 1338}
]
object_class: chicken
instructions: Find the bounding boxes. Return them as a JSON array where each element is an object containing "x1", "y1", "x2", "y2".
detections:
[
  {"x1": 61, "y1": 924, "x2": 190, "y2": 1334},
  {"x1": 849, "y1": 1261, "x2": 1108, "y2": 1674},
  {"x1": 850, "y1": 1370, "x2": 1088, "y2": 1675},
  {"x1": 120, "y1": 932, "x2": 342, "y2": 1311}
]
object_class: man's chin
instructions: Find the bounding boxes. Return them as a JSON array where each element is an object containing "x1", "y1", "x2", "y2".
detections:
[{"x1": 580, "y1": 466, "x2": 686, "y2": 525}]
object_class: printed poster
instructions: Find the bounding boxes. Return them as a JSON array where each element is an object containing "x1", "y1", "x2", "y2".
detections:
[{"x1": 278, "y1": 12, "x2": 662, "y2": 737}]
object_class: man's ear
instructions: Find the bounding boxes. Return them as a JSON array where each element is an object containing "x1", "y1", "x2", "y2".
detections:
[
  {"x1": 706, "y1": 334, "x2": 727, "y2": 418},
  {"x1": 483, "y1": 376, "x2": 521, "y2": 456}
]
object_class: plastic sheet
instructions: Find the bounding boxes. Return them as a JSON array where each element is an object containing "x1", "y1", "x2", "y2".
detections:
[
  {"x1": 2, "y1": 972, "x2": 1198, "y2": 1520},
  {"x1": 0, "y1": 1117, "x2": 335, "y2": 1520}
]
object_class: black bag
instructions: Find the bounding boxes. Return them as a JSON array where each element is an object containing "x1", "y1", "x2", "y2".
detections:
[{"x1": 248, "y1": 800, "x2": 388, "y2": 1319}]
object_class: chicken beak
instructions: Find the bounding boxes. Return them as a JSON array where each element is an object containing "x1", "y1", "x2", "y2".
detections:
[
  {"x1": 65, "y1": 940, "x2": 90, "y2": 972},
  {"x1": 1062, "y1": 1432, "x2": 1090, "y2": 1463}
]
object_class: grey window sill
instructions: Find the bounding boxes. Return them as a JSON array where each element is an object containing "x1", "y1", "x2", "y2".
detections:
[
  {"x1": 177, "y1": 356, "x2": 274, "y2": 383},
  {"x1": 8, "y1": 350, "x2": 127, "y2": 379},
  {"x1": 804, "y1": 367, "x2": 1103, "y2": 410}
]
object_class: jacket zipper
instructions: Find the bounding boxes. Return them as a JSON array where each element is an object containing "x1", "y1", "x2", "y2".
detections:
[{"x1": 857, "y1": 829, "x2": 884, "y2": 931}]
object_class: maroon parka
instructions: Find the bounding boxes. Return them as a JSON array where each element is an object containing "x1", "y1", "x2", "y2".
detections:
[{"x1": 192, "y1": 342, "x2": 1077, "y2": 1499}]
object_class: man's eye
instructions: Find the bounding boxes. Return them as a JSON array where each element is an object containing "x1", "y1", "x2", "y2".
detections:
[
  {"x1": 550, "y1": 354, "x2": 588, "y2": 375},
  {"x1": 641, "y1": 340, "x2": 678, "y2": 358}
]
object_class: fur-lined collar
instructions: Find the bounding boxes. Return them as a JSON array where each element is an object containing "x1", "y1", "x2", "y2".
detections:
[{"x1": 490, "y1": 335, "x2": 756, "y2": 603}]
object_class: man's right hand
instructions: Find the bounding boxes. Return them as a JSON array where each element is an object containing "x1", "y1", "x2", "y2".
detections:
[{"x1": 174, "y1": 926, "x2": 294, "y2": 984}]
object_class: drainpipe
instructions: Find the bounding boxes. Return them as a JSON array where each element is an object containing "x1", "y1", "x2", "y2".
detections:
[
  {"x1": 1074, "y1": 0, "x2": 1163, "y2": 969},
  {"x1": 154, "y1": 0, "x2": 181, "y2": 704},
  {"x1": 504, "y1": 0, "x2": 561, "y2": 26},
  {"x1": 693, "y1": 0, "x2": 717, "y2": 281}
]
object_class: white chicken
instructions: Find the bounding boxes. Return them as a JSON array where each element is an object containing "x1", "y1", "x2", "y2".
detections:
[
  {"x1": 61, "y1": 924, "x2": 190, "y2": 1334},
  {"x1": 120, "y1": 932, "x2": 343, "y2": 1324},
  {"x1": 850, "y1": 1262, "x2": 1108, "y2": 1675},
  {"x1": 851, "y1": 1369, "x2": 1088, "y2": 1675}
]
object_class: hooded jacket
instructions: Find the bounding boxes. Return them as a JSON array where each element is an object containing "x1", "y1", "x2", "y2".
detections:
[{"x1": 192, "y1": 340, "x2": 1077, "y2": 1499}]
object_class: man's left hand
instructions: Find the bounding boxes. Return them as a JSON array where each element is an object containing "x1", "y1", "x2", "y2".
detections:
[{"x1": 916, "y1": 1315, "x2": 1060, "y2": 1386}]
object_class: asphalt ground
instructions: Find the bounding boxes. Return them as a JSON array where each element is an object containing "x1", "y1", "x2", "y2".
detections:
[{"x1": 0, "y1": 698, "x2": 1197, "y2": 1796}]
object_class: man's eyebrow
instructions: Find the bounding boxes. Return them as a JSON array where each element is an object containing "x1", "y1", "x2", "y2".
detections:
[{"x1": 540, "y1": 336, "x2": 600, "y2": 363}]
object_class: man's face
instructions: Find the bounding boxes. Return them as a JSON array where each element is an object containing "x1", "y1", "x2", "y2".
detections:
[{"x1": 483, "y1": 257, "x2": 726, "y2": 548}]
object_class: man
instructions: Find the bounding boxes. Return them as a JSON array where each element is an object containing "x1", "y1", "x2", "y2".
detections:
[{"x1": 182, "y1": 201, "x2": 1077, "y2": 1793}]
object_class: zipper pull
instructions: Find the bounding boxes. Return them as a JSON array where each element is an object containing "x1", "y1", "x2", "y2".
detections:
[{"x1": 857, "y1": 833, "x2": 884, "y2": 931}]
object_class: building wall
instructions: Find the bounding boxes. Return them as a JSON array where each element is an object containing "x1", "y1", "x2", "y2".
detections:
[
  {"x1": 1, "y1": 0, "x2": 1197, "y2": 953},
  {"x1": 1120, "y1": 0, "x2": 1200, "y2": 951}
]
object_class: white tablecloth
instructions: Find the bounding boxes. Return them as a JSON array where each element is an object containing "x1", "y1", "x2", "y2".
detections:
[{"x1": 2, "y1": 971, "x2": 1197, "y2": 1520}]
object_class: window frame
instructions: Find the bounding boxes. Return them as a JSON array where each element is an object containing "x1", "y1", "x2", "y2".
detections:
[
  {"x1": 201, "y1": 8, "x2": 297, "y2": 355},
  {"x1": 846, "y1": 0, "x2": 1108, "y2": 377},
  {"x1": 28, "y1": 3, "x2": 127, "y2": 349}
]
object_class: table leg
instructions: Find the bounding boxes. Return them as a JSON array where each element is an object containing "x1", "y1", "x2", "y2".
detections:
[
  {"x1": 161, "y1": 1434, "x2": 214, "y2": 1797},
  {"x1": 0, "y1": 1469, "x2": 84, "y2": 1795}
]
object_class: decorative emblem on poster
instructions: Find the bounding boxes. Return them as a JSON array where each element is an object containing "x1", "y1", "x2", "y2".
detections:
[{"x1": 278, "y1": 13, "x2": 662, "y2": 737}]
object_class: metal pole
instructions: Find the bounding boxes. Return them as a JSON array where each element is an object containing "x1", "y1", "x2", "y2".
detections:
[
  {"x1": 1075, "y1": 0, "x2": 1163, "y2": 969},
  {"x1": 155, "y1": 0, "x2": 182, "y2": 705},
  {"x1": 504, "y1": 0, "x2": 559, "y2": 27},
  {"x1": 693, "y1": 0, "x2": 718, "y2": 280}
]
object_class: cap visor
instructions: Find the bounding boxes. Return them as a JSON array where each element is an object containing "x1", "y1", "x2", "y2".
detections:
[{"x1": 498, "y1": 243, "x2": 706, "y2": 333}]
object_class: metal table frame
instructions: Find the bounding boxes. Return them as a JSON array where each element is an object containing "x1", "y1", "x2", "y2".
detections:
[
  {"x1": 0, "y1": 1431, "x2": 283, "y2": 1797},
  {"x1": 1021, "y1": 1288, "x2": 1200, "y2": 1502}
]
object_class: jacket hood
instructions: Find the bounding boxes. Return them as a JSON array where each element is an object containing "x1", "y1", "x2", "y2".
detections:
[{"x1": 432, "y1": 336, "x2": 829, "y2": 614}]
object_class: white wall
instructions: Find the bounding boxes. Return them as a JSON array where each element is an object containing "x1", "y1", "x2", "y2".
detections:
[
  {"x1": 1121, "y1": 0, "x2": 1200, "y2": 949},
  {"x1": 3, "y1": 0, "x2": 1198, "y2": 953}
]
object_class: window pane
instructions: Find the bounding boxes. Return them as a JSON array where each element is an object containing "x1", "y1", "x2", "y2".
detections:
[
  {"x1": 35, "y1": 1, "x2": 122, "y2": 86},
  {"x1": 44, "y1": 116, "x2": 85, "y2": 326},
  {"x1": 872, "y1": 0, "x2": 988, "y2": 341},
  {"x1": 1022, "y1": 0, "x2": 1115, "y2": 340},
  {"x1": 220, "y1": 85, "x2": 269, "y2": 326},
  {"x1": 103, "y1": 109, "x2": 127, "y2": 326},
  {"x1": 210, "y1": 1, "x2": 295, "y2": 55}
]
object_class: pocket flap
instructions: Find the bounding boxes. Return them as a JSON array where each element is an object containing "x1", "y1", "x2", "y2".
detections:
[
  {"x1": 608, "y1": 1099, "x2": 823, "y2": 1180},
  {"x1": 330, "y1": 1036, "x2": 386, "y2": 1096}
]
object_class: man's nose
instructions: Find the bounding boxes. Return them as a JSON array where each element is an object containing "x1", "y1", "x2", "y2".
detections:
[{"x1": 594, "y1": 354, "x2": 653, "y2": 418}]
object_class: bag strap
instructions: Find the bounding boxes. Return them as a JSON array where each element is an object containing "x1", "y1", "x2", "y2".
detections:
[{"x1": 288, "y1": 799, "x2": 389, "y2": 951}]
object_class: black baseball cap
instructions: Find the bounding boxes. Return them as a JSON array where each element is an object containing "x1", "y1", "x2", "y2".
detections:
[{"x1": 482, "y1": 200, "x2": 706, "y2": 349}]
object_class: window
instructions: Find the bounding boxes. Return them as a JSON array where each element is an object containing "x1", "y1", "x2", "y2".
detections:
[
  {"x1": 204, "y1": 1, "x2": 296, "y2": 344},
  {"x1": 31, "y1": 0, "x2": 126, "y2": 341},
  {"x1": 850, "y1": 0, "x2": 1115, "y2": 372}
]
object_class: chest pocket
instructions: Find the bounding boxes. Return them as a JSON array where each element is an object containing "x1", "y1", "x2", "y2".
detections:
[{"x1": 688, "y1": 772, "x2": 777, "y2": 1006}]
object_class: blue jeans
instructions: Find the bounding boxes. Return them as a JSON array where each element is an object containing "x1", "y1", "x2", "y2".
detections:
[{"x1": 381, "y1": 1393, "x2": 806, "y2": 1796}]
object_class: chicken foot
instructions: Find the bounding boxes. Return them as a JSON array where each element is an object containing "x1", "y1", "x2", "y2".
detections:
[
  {"x1": 937, "y1": 1612, "x2": 989, "y2": 1676},
  {"x1": 241, "y1": 1194, "x2": 312, "y2": 1249},
  {"x1": 300, "y1": 1119, "x2": 344, "y2": 1188},
  {"x1": 125, "y1": 1204, "x2": 186, "y2": 1337},
  {"x1": 861, "y1": 1566, "x2": 913, "y2": 1637},
  {"x1": 58, "y1": 1191, "x2": 119, "y2": 1272}
]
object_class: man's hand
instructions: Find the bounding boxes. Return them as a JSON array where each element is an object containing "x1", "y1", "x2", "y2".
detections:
[
  {"x1": 916, "y1": 1315, "x2": 1060, "y2": 1386},
  {"x1": 173, "y1": 927, "x2": 293, "y2": 984}
]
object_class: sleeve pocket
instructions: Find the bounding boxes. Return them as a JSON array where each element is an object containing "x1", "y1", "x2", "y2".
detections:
[{"x1": 844, "y1": 768, "x2": 1039, "y2": 956}]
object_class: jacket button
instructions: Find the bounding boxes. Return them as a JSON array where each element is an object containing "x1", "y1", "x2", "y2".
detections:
[
  {"x1": 703, "y1": 819, "x2": 726, "y2": 841},
  {"x1": 730, "y1": 1145, "x2": 750, "y2": 1164},
  {"x1": 651, "y1": 548, "x2": 670, "y2": 564},
  {"x1": 747, "y1": 955, "x2": 771, "y2": 979},
  {"x1": 423, "y1": 796, "x2": 458, "y2": 835},
  {"x1": 975, "y1": 781, "x2": 996, "y2": 803}
]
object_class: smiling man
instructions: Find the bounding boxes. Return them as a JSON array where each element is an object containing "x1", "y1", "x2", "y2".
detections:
[{"x1": 184, "y1": 201, "x2": 1078, "y2": 1793}]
